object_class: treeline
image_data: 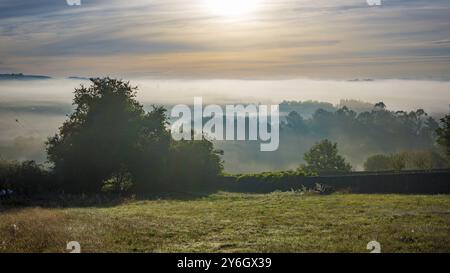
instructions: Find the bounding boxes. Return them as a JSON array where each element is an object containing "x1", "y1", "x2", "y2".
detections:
[
  {"x1": 283, "y1": 102, "x2": 438, "y2": 153},
  {"x1": 364, "y1": 151, "x2": 448, "y2": 172},
  {"x1": 279, "y1": 99, "x2": 374, "y2": 117},
  {"x1": 284, "y1": 102, "x2": 446, "y2": 169},
  {"x1": 218, "y1": 100, "x2": 447, "y2": 173}
]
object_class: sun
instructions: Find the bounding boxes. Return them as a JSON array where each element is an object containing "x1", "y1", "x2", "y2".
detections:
[{"x1": 203, "y1": 0, "x2": 261, "y2": 17}]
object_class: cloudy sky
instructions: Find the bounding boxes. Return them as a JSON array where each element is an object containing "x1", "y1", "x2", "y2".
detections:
[{"x1": 1, "y1": 0, "x2": 450, "y2": 79}]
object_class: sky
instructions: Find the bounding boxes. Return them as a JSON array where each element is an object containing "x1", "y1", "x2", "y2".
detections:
[{"x1": 1, "y1": 0, "x2": 450, "y2": 79}]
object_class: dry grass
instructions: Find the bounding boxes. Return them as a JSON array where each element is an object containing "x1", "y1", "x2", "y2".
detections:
[{"x1": 1, "y1": 192, "x2": 450, "y2": 253}]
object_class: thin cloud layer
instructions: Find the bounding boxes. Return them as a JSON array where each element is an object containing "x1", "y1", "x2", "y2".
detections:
[{"x1": 0, "y1": 0, "x2": 449, "y2": 78}]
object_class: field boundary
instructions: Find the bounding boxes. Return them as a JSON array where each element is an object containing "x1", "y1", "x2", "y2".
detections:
[{"x1": 221, "y1": 169, "x2": 450, "y2": 194}]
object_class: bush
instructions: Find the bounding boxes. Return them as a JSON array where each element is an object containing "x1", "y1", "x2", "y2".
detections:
[
  {"x1": 364, "y1": 150, "x2": 448, "y2": 171},
  {"x1": 0, "y1": 160, "x2": 55, "y2": 196},
  {"x1": 235, "y1": 169, "x2": 312, "y2": 183},
  {"x1": 166, "y1": 138, "x2": 223, "y2": 192},
  {"x1": 101, "y1": 168, "x2": 133, "y2": 194},
  {"x1": 364, "y1": 154, "x2": 392, "y2": 171}
]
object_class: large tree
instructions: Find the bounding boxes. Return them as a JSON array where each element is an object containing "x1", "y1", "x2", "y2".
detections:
[
  {"x1": 302, "y1": 139, "x2": 352, "y2": 174},
  {"x1": 46, "y1": 78, "x2": 170, "y2": 193}
]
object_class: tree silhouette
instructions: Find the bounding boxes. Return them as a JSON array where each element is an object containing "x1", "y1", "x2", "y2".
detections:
[
  {"x1": 302, "y1": 139, "x2": 352, "y2": 174},
  {"x1": 46, "y1": 78, "x2": 170, "y2": 193}
]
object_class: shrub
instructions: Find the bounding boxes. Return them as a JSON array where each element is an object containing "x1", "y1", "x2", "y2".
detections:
[
  {"x1": 0, "y1": 160, "x2": 55, "y2": 196},
  {"x1": 166, "y1": 138, "x2": 224, "y2": 192},
  {"x1": 235, "y1": 169, "x2": 312, "y2": 183},
  {"x1": 364, "y1": 150, "x2": 448, "y2": 171}
]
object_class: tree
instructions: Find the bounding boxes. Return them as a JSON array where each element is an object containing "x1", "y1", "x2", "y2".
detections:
[
  {"x1": 46, "y1": 78, "x2": 170, "y2": 193},
  {"x1": 167, "y1": 138, "x2": 223, "y2": 192},
  {"x1": 364, "y1": 150, "x2": 448, "y2": 172},
  {"x1": 284, "y1": 111, "x2": 308, "y2": 133},
  {"x1": 437, "y1": 109, "x2": 450, "y2": 159},
  {"x1": 302, "y1": 139, "x2": 352, "y2": 174},
  {"x1": 406, "y1": 150, "x2": 448, "y2": 170},
  {"x1": 390, "y1": 153, "x2": 407, "y2": 171},
  {"x1": 364, "y1": 154, "x2": 392, "y2": 171},
  {"x1": 374, "y1": 102, "x2": 386, "y2": 111},
  {"x1": 46, "y1": 78, "x2": 224, "y2": 194}
]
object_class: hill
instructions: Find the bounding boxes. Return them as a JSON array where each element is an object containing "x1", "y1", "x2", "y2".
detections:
[{"x1": 0, "y1": 73, "x2": 51, "y2": 81}]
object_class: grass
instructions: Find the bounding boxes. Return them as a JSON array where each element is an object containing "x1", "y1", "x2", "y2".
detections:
[{"x1": 1, "y1": 192, "x2": 450, "y2": 253}]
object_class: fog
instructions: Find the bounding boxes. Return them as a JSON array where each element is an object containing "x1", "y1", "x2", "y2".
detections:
[
  {"x1": 1, "y1": 78, "x2": 449, "y2": 172},
  {"x1": 2, "y1": 78, "x2": 450, "y2": 110}
]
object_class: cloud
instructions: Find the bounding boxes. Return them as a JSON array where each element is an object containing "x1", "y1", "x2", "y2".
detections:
[
  {"x1": 26, "y1": 37, "x2": 205, "y2": 57},
  {"x1": 0, "y1": 0, "x2": 449, "y2": 78},
  {"x1": 0, "y1": 0, "x2": 67, "y2": 19}
]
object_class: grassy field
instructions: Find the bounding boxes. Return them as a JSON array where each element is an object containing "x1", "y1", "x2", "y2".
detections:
[{"x1": 1, "y1": 192, "x2": 450, "y2": 253}]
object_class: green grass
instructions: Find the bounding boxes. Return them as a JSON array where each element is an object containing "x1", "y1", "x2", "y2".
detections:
[{"x1": 1, "y1": 192, "x2": 450, "y2": 253}]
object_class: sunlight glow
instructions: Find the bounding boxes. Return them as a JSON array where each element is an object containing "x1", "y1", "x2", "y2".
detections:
[{"x1": 203, "y1": 0, "x2": 261, "y2": 17}]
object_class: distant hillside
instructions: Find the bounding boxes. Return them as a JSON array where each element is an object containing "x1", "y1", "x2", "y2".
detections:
[
  {"x1": 279, "y1": 99, "x2": 377, "y2": 118},
  {"x1": 67, "y1": 76, "x2": 91, "y2": 80},
  {"x1": 0, "y1": 73, "x2": 51, "y2": 81}
]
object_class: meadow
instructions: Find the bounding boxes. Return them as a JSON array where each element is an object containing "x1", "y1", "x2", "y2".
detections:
[{"x1": 1, "y1": 192, "x2": 449, "y2": 253}]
